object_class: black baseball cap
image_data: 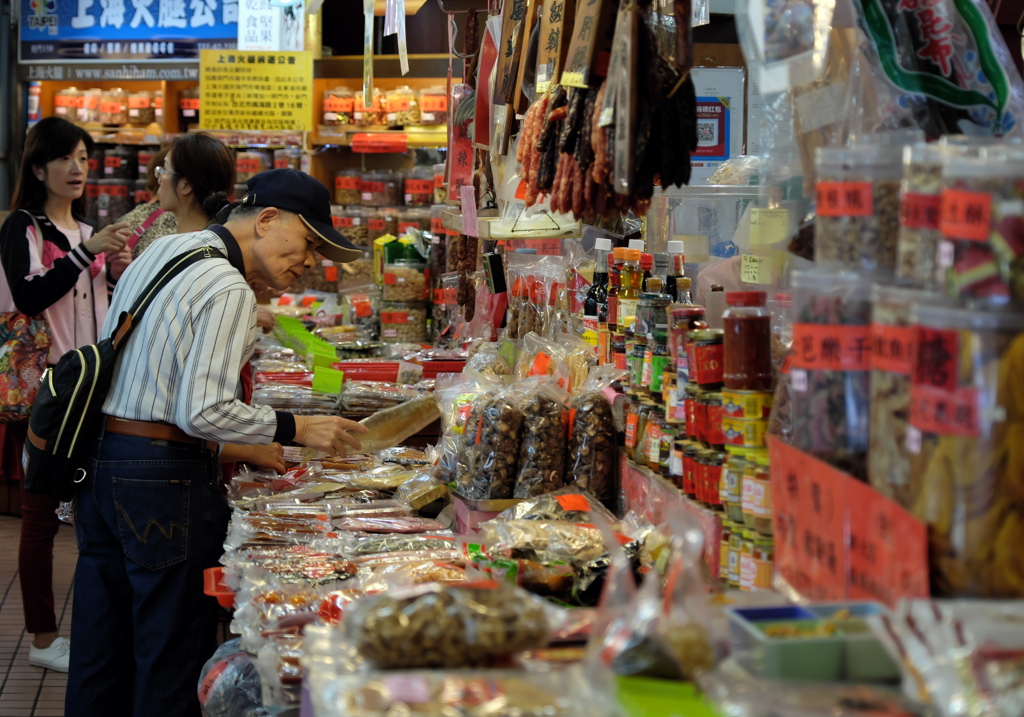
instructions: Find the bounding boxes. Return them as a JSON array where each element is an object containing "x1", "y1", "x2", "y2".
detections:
[{"x1": 239, "y1": 168, "x2": 362, "y2": 263}]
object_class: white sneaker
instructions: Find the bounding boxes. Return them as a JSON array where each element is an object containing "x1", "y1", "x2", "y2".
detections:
[{"x1": 29, "y1": 636, "x2": 70, "y2": 672}]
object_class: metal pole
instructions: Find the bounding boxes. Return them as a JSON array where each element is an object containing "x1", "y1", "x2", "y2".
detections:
[{"x1": 0, "y1": 2, "x2": 13, "y2": 209}]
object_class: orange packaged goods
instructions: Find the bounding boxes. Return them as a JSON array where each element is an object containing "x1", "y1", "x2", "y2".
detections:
[
  {"x1": 354, "y1": 88, "x2": 385, "y2": 126},
  {"x1": 322, "y1": 87, "x2": 354, "y2": 126},
  {"x1": 419, "y1": 86, "x2": 449, "y2": 125}
]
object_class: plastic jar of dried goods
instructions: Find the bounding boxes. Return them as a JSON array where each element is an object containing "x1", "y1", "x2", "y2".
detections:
[
  {"x1": 133, "y1": 179, "x2": 150, "y2": 205},
  {"x1": 104, "y1": 146, "x2": 137, "y2": 180},
  {"x1": 179, "y1": 88, "x2": 200, "y2": 131},
  {"x1": 334, "y1": 169, "x2": 362, "y2": 205},
  {"x1": 385, "y1": 86, "x2": 421, "y2": 127},
  {"x1": 815, "y1": 145, "x2": 903, "y2": 272},
  {"x1": 404, "y1": 166, "x2": 435, "y2": 207},
  {"x1": 235, "y1": 151, "x2": 270, "y2": 182},
  {"x1": 398, "y1": 207, "x2": 431, "y2": 235},
  {"x1": 273, "y1": 148, "x2": 301, "y2": 171},
  {"x1": 332, "y1": 206, "x2": 370, "y2": 247},
  {"x1": 54, "y1": 88, "x2": 81, "y2": 120},
  {"x1": 128, "y1": 90, "x2": 154, "y2": 124},
  {"x1": 361, "y1": 170, "x2": 402, "y2": 206},
  {"x1": 79, "y1": 88, "x2": 101, "y2": 123},
  {"x1": 322, "y1": 87, "x2": 354, "y2": 126},
  {"x1": 419, "y1": 86, "x2": 449, "y2": 125},
  {"x1": 100, "y1": 88, "x2": 127, "y2": 125},
  {"x1": 382, "y1": 259, "x2": 426, "y2": 302},
  {"x1": 367, "y1": 208, "x2": 398, "y2": 240},
  {"x1": 153, "y1": 90, "x2": 164, "y2": 123},
  {"x1": 354, "y1": 88, "x2": 385, "y2": 126},
  {"x1": 723, "y1": 291, "x2": 772, "y2": 391},
  {"x1": 433, "y1": 163, "x2": 447, "y2": 204},
  {"x1": 380, "y1": 301, "x2": 427, "y2": 344}
]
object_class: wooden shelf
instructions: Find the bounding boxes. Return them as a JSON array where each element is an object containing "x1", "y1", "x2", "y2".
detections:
[{"x1": 312, "y1": 125, "x2": 447, "y2": 150}]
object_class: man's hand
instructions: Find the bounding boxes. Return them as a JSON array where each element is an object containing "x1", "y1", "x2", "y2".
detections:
[
  {"x1": 220, "y1": 442, "x2": 286, "y2": 473},
  {"x1": 293, "y1": 416, "x2": 368, "y2": 456},
  {"x1": 256, "y1": 307, "x2": 275, "y2": 334}
]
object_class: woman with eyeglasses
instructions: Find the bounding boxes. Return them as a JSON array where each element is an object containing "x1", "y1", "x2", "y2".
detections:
[
  {"x1": 155, "y1": 132, "x2": 236, "y2": 234},
  {"x1": 0, "y1": 116, "x2": 133, "y2": 672}
]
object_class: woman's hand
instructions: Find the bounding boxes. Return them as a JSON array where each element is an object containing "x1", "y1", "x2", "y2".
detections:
[
  {"x1": 84, "y1": 222, "x2": 131, "y2": 256},
  {"x1": 107, "y1": 246, "x2": 133, "y2": 281}
]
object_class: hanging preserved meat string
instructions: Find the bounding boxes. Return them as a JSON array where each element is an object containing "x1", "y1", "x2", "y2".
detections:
[{"x1": 518, "y1": 0, "x2": 698, "y2": 220}]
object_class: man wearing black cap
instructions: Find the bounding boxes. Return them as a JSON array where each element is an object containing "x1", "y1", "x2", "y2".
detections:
[{"x1": 66, "y1": 170, "x2": 366, "y2": 717}]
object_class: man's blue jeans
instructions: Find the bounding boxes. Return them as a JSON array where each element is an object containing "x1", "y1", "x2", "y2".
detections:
[{"x1": 65, "y1": 430, "x2": 229, "y2": 717}]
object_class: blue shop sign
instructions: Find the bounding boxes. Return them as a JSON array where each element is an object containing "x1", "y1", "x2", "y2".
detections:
[{"x1": 21, "y1": 0, "x2": 238, "y2": 61}]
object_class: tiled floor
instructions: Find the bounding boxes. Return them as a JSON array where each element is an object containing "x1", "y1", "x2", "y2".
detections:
[{"x1": 0, "y1": 514, "x2": 77, "y2": 717}]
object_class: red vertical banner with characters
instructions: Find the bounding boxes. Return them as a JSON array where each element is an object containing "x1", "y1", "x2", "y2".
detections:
[{"x1": 448, "y1": 83, "x2": 475, "y2": 203}]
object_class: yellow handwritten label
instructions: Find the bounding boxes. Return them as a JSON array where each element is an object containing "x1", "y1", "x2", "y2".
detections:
[
  {"x1": 740, "y1": 254, "x2": 773, "y2": 284},
  {"x1": 750, "y1": 208, "x2": 790, "y2": 245}
]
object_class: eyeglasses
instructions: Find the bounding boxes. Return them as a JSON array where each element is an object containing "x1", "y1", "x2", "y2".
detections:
[{"x1": 155, "y1": 165, "x2": 176, "y2": 180}]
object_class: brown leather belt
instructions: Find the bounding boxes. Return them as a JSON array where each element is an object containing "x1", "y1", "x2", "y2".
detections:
[{"x1": 104, "y1": 417, "x2": 217, "y2": 454}]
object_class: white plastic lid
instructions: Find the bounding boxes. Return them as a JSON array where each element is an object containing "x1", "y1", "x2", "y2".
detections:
[
  {"x1": 666, "y1": 240, "x2": 685, "y2": 254},
  {"x1": 595, "y1": 237, "x2": 613, "y2": 251},
  {"x1": 628, "y1": 239, "x2": 645, "y2": 251}
]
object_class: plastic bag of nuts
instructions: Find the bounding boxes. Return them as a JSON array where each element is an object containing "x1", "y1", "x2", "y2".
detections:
[
  {"x1": 815, "y1": 145, "x2": 903, "y2": 272},
  {"x1": 513, "y1": 379, "x2": 570, "y2": 499},
  {"x1": 464, "y1": 386, "x2": 524, "y2": 500},
  {"x1": 567, "y1": 366, "x2": 625, "y2": 508},
  {"x1": 343, "y1": 583, "x2": 553, "y2": 669},
  {"x1": 380, "y1": 301, "x2": 427, "y2": 344}
]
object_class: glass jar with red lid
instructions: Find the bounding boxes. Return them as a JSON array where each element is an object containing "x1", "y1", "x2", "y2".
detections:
[{"x1": 723, "y1": 291, "x2": 773, "y2": 391}]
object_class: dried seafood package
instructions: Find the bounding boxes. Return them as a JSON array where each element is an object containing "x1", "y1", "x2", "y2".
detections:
[
  {"x1": 494, "y1": 486, "x2": 617, "y2": 526},
  {"x1": 896, "y1": 144, "x2": 962, "y2": 288},
  {"x1": 566, "y1": 366, "x2": 626, "y2": 508},
  {"x1": 343, "y1": 583, "x2": 554, "y2": 669},
  {"x1": 790, "y1": 270, "x2": 873, "y2": 479},
  {"x1": 514, "y1": 379, "x2": 570, "y2": 499},
  {"x1": 868, "y1": 285, "x2": 942, "y2": 508},
  {"x1": 434, "y1": 371, "x2": 498, "y2": 489},
  {"x1": 480, "y1": 520, "x2": 610, "y2": 567},
  {"x1": 355, "y1": 394, "x2": 440, "y2": 453},
  {"x1": 908, "y1": 304, "x2": 1024, "y2": 597}
]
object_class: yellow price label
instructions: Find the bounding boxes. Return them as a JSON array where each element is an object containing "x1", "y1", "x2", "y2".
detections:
[
  {"x1": 750, "y1": 208, "x2": 790, "y2": 245},
  {"x1": 740, "y1": 254, "x2": 773, "y2": 285}
]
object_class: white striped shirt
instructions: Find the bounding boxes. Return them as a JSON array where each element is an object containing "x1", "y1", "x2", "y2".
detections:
[{"x1": 101, "y1": 227, "x2": 293, "y2": 444}]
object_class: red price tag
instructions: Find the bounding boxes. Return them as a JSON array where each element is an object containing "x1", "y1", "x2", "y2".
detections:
[
  {"x1": 274, "y1": 159, "x2": 289, "y2": 169},
  {"x1": 529, "y1": 352, "x2": 552, "y2": 376},
  {"x1": 515, "y1": 179, "x2": 528, "y2": 201},
  {"x1": 383, "y1": 273, "x2": 398, "y2": 285},
  {"x1": 324, "y1": 266, "x2": 338, "y2": 282},
  {"x1": 335, "y1": 176, "x2": 360, "y2": 190},
  {"x1": 909, "y1": 384, "x2": 982, "y2": 437},
  {"x1": 900, "y1": 192, "x2": 941, "y2": 230},
  {"x1": 791, "y1": 324, "x2": 872, "y2": 372},
  {"x1": 816, "y1": 181, "x2": 874, "y2": 217},
  {"x1": 912, "y1": 327, "x2": 958, "y2": 391},
  {"x1": 406, "y1": 179, "x2": 433, "y2": 194},
  {"x1": 180, "y1": 98, "x2": 201, "y2": 110},
  {"x1": 871, "y1": 324, "x2": 914, "y2": 375},
  {"x1": 324, "y1": 96, "x2": 354, "y2": 112},
  {"x1": 104, "y1": 156, "x2": 122, "y2": 168},
  {"x1": 236, "y1": 158, "x2": 260, "y2": 173},
  {"x1": 369, "y1": 219, "x2": 387, "y2": 232},
  {"x1": 332, "y1": 216, "x2": 354, "y2": 228},
  {"x1": 421, "y1": 95, "x2": 448, "y2": 112},
  {"x1": 940, "y1": 189, "x2": 992, "y2": 241},
  {"x1": 351, "y1": 133, "x2": 409, "y2": 154},
  {"x1": 556, "y1": 494, "x2": 591, "y2": 512}
]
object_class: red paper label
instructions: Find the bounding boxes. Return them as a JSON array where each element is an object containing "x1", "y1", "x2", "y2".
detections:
[
  {"x1": 332, "y1": 216, "x2": 354, "y2": 228},
  {"x1": 324, "y1": 96, "x2": 354, "y2": 112},
  {"x1": 707, "y1": 401, "x2": 724, "y2": 445},
  {"x1": 817, "y1": 181, "x2": 874, "y2": 217},
  {"x1": 104, "y1": 156, "x2": 122, "y2": 168},
  {"x1": 791, "y1": 324, "x2": 872, "y2": 372},
  {"x1": 198, "y1": 658, "x2": 234, "y2": 705},
  {"x1": 109, "y1": 184, "x2": 128, "y2": 197},
  {"x1": 900, "y1": 192, "x2": 941, "y2": 230},
  {"x1": 909, "y1": 384, "x2": 982, "y2": 436},
  {"x1": 383, "y1": 272, "x2": 397, "y2": 285},
  {"x1": 406, "y1": 179, "x2": 433, "y2": 194},
  {"x1": 369, "y1": 219, "x2": 387, "y2": 232},
  {"x1": 940, "y1": 189, "x2": 992, "y2": 242},
  {"x1": 388, "y1": 98, "x2": 411, "y2": 112},
  {"x1": 871, "y1": 324, "x2": 915, "y2": 375},
  {"x1": 912, "y1": 327, "x2": 958, "y2": 391},
  {"x1": 685, "y1": 395, "x2": 696, "y2": 438},
  {"x1": 421, "y1": 95, "x2": 448, "y2": 112},
  {"x1": 529, "y1": 352, "x2": 552, "y2": 376},
  {"x1": 380, "y1": 311, "x2": 409, "y2": 324},
  {"x1": 556, "y1": 494, "x2": 591, "y2": 512},
  {"x1": 236, "y1": 158, "x2": 260, "y2": 173},
  {"x1": 351, "y1": 133, "x2": 408, "y2": 154},
  {"x1": 353, "y1": 299, "x2": 372, "y2": 317},
  {"x1": 335, "y1": 176, "x2": 360, "y2": 190},
  {"x1": 180, "y1": 98, "x2": 201, "y2": 110},
  {"x1": 324, "y1": 266, "x2": 338, "y2": 282},
  {"x1": 273, "y1": 159, "x2": 289, "y2": 169},
  {"x1": 398, "y1": 222, "x2": 420, "y2": 233},
  {"x1": 692, "y1": 343, "x2": 724, "y2": 385},
  {"x1": 363, "y1": 181, "x2": 385, "y2": 193},
  {"x1": 694, "y1": 399, "x2": 708, "y2": 444},
  {"x1": 88, "y1": 159, "x2": 99, "y2": 171},
  {"x1": 682, "y1": 454, "x2": 695, "y2": 494},
  {"x1": 128, "y1": 95, "x2": 150, "y2": 109}
]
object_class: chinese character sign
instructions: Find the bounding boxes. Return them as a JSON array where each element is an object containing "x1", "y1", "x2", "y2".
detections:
[
  {"x1": 20, "y1": 0, "x2": 237, "y2": 60},
  {"x1": 200, "y1": 49, "x2": 313, "y2": 131},
  {"x1": 237, "y1": 0, "x2": 304, "y2": 52}
]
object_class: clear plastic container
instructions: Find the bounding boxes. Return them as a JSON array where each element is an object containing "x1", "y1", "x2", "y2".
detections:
[
  {"x1": 418, "y1": 86, "x2": 449, "y2": 125},
  {"x1": 273, "y1": 148, "x2": 301, "y2": 171},
  {"x1": 354, "y1": 88, "x2": 386, "y2": 126},
  {"x1": 908, "y1": 304, "x2": 1024, "y2": 597},
  {"x1": 382, "y1": 260, "x2": 427, "y2": 302},
  {"x1": 136, "y1": 148, "x2": 155, "y2": 180},
  {"x1": 127, "y1": 90, "x2": 155, "y2": 124},
  {"x1": 331, "y1": 206, "x2": 370, "y2": 247},
  {"x1": 79, "y1": 88, "x2": 101, "y2": 124},
  {"x1": 398, "y1": 207, "x2": 431, "y2": 235},
  {"x1": 723, "y1": 290, "x2": 772, "y2": 391},
  {"x1": 361, "y1": 170, "x2": 402, "y2": 207},
  {"x1": 133, "y1": 178, "x2": 150, "y2": 205},
  {"x1": 790, "y1": 269, "x2": 873, "y2": 479},
  {"x1": 380, "y1": 301, "x2": 427, "y2": 344},
  {"x1": 179, "y1": 87, "x2": 200, "y2": 131},
  {"x1": 814, "y1": 145, "x2": 904, "y2": 272},
  {"x1": 939, "y1": 149, "x2": 1024, "y2": 303},
  {"x1": 404, "y1": 166, "x2": 434, "y2": 207},
  {"x1": 99, "y1": 88, "x2": 128, "y2": 126},
  {"x1": 54, "y1": 88, "x2": 80, "y2": 120},
  {"x1": 369, "y1": 208, "x2": 399, "y2": 239},
  {"x1": 334, "y1": 168, "x2": 362, "y2": 205},
  {"x1": 154, "y1": 90, "x2": 164, "y2": 123},
  {"x1": 103, "y1": 146, "x2": 137, "y2": 180},
  {"x1": 433, "y1": 163, "x2": 447, "y2": 204},
  {"x1": 84, "y1": 182, "x2": 100, "y2": 224},
  {"x1": 235, "y1": 151, "x2": 271, "y2": 182},
  {"x1": 87, "y1": 147, "x2": 104, "y2": 181},
  {"x1": 896, "y1": 144, "x2": 963, "y2": 287},
  {"x1": 322, "y1": 87, "x2": 354, "y2": 126},
  {"x1": 868, "y1": 284, "x2": 942, "y2": 510},
  {"x1": 385, "y1": 86, "x2": 421, "y2": 128}
]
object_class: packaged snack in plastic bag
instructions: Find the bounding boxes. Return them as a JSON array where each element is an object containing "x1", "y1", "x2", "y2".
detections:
[
  {"x1": 907, "y1": 304, "x2": 1024, "y2": 597},
  {"x1": 867, "y1": 284, "x2": 942, "y2": 508},
  {"x1": 465, "y1": 340, "x2": 513, "y2": 376},
  {"x1": 513, "y1": 378, "x2": 570, "y2": 499},
  {"x1": 461, "y1": 384, "x2": 526, "y2": 501},
  {"x1": 331, "y1": 515, "x2": 447, "y2": 533},
  {"x1": 343, "y1": 582, "x2": 556, "y2": 669},
  {"x1": 355, "y1": 393, "x2": 440, "y2": 453},
  {"x1": 481, "y1": 520, "x2": 613, "y2": 568},
  {"x1": 567, "y1": 366, "x2": 626, "y2": 508},
  {"x1": 790, "y1": 269, "x2": 873, "y2": 478},
  {"x1": 433, "y1": 371, "x2": 497, "y2": 487},
  {"x1": 493, "y1": 486, "x2": 617, "y2": 526},
  {"x1": 514, "y1": 332, "x2": 569, "y2": 385},
  {"x1": 394, "y1": 472, "x2": 449, "y2": 510},
  {"x1": 557, "y1": 331, "x2": 598, "y2": 393},
  {"x1": 360, "y1": 561, "x2": 468, "y2": 593},
  {"x1": 197, "y1": 638, "x2": 268, "y2": 717}
]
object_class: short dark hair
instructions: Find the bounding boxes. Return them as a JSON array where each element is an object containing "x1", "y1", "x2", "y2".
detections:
[
  {"x1": 226, "y1": 204, "x2": 295, "y2": 223},
  {"x1": 11, "y1": 117, "x2": 95, "y2": 214},
  {"x1": 168, "y1": 132, "x2": 236, "y2": 222}
]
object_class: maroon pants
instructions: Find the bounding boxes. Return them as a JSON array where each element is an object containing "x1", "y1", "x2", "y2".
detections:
[{"x1": 20, "y1": 489, "x2": 60, "y2": 635}]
